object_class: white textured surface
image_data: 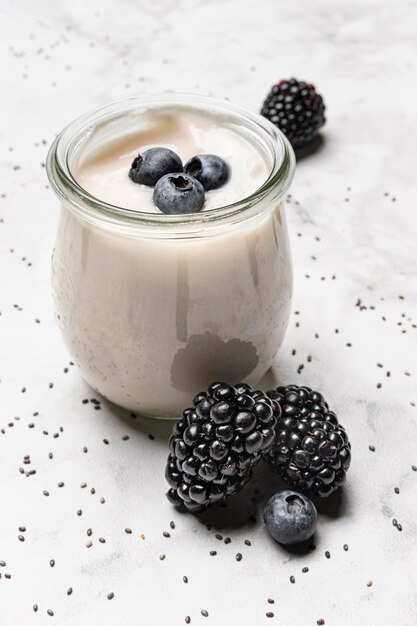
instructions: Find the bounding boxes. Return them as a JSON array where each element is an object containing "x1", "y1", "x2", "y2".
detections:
[{"x1": 1, "y1": 1, "x2": 417, "y2": 624}]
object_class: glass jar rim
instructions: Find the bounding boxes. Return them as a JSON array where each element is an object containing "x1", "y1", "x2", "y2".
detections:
[{"x1": 46, "y1": 93, "x2": 295, "y2": 235}]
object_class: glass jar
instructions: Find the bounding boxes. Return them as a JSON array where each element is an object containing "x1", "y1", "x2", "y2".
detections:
[{"x1": 46, "y1": 94, "x2": 295, "y2": 417}]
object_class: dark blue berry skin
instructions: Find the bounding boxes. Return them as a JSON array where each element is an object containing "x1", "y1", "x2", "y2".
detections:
[
  {"x1": 153, "y1": 173, "x2": 205, "y2": 214},
  {"x1": 184, "y1": 154, "x2": 230, "y2": 191},
  {"x1": 263, "y1": 490, "x2": 317, "y2": 545},
  {"x1": 129, "y1": 147, "x2": 182, "y2": 187}
]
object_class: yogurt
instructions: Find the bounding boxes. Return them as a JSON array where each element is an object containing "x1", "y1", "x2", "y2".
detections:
[{"x1": 48, "y1": 96, "x2": 295, "y2": 417}]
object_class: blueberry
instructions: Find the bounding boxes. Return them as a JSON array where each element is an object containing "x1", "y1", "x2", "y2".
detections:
[
  {"x1": 184, "y1": 154, "x2": 230, "y2": 191},
  {"x1": 263, "y1": 490, "x2": 317, "y2": 545},
  {"x1": 153, "y1": 174, "x2": 205, "y2": 214},
  {"x1": 129, "y1": 147, "x2": 182, "y2": 187}
]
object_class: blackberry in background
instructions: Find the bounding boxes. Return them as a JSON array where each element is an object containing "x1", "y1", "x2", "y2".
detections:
[
  {"x1": 261, "y1": 78, "x2": 326, "y2": 149},
  {"x1": 265, "y1": 385, "x2": 351, "y2": 497},
  {"x1": 166, "y1": 382, "x2": 280, "y2": 512}
]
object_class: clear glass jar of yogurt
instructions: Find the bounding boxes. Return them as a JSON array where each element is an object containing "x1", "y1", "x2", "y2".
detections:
[{"x1": 46, "y1": 94, "x2": 295, "y2": 417}]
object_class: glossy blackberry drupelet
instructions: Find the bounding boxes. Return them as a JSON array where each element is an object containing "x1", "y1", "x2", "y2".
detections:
[
  {"x1": 260, "y1": 78, "x2": 325, "y2": 149},
  {"x1": 265, "y1": 385, "x2": 351, "y2": 497},
  {"x1": 166, "y1": 382, "x2": 280, "y2": 512}
]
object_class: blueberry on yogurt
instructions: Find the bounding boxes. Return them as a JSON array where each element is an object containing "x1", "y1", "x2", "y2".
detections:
[
  {"x1": 129, "y1": 147, "x2": 183, "y2": 187},
  {"x1": 184, "y1": 154, "x2": 230, "y2": 191},
  {"x1": 153, "y1": 173, "x2": 205, "y2": 214}
]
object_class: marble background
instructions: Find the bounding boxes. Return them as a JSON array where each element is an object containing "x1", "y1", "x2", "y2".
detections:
[{"x1": 1, "y1": 0, "x2": 417, "y2": 624}]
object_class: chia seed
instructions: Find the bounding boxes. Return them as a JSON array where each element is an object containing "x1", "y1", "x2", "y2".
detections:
[
  {"x1": 67, "y1": 587, "x2": 73, "y2": 595},
  {"x1": 107, "y1": 592, "x2": 114, "y2": 600},
  {"x1": 201, "y1": 610, "x2": 209, "y2": 617},
  {"x1": 185, "y1": 618, "x2": 191, "y2": 624},
  {"x1": 244, "y1": 539, "x2": 251, "y2": 546},
  {"x1": 302, "y1": 566, "x2": 309, "y2": 573},
  {"x1": 343, "y1": 544, "x2": 349, "y2": 551},
  {"x1": 163, "y1": 531, "x2": 170, "y2": 538},
  {"x1": 325, "y1": 551, "x2": 331, "y2": 559},
  {"x1": 290, "y1": 575, "x2": 295, "y2": 583},
  {"x1": 210, "y1": 550, "x2": 217, "y2": 556},
  {"x1": 235, "y1": 553, "x2": 242, "y2": 561},
  {"x1": 224, "y1": 537, "x2": 231, "y2": 544},
  {"x1": 47, "y1": 609, "x2": 54, "y2": 616},
  {"x1": 183, "y1": 576, "x2": 188, "y2": 583},
  {"x1": 125, "y1": 528, "x2": 132, "y2": 534},
  {"x1": 159, "y1": 554, "x2": 166, "y2": 560},
  {"x1": 266, "y1": 612, "x2": 274, "y2": 618}
]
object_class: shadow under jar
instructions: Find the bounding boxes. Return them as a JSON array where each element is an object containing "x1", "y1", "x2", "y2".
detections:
[{"x1": 47, "y1": 94, "x2": 295, "y2": 418}]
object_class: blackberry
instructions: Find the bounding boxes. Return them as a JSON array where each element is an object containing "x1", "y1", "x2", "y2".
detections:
[
  {"x1": 260, "y1": 78, "x2": 325, "y2": 149},
  {"x1": 166, "y1": 382, "x2": 280, "y2": 512},
  {"x1": 265, "y1": 385, "x2": 351, "y2": 497}
]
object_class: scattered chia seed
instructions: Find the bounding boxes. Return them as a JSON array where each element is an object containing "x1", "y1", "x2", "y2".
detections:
[
  {"x1": 343, "y1": 544, "x2": 349, "y2": 551},
  {"x1": 170, "y1": 521, "x2": 175, "y2": 529},
  {"x1": 290, "y1": 575, "x2": 295, "y2": 583},
  {"x1": 317, "y1": 620, "x2": 325, "y2": 625},
  {"x1": 58, "y1": 482, "x2": 64, "y2": 488},
  {"x1": 47, "y1": 609, "x2": 54, "y2": 616},
  {"x1": 80, "y1": 482, "x2": 87, "y2": 488},
  {"x1": 159, "y1": 554, "x2": 166, "y2": 560},
  {"x1": 91, "y1": 488, "x2": 96, "y2": 494},
  {"x1": 302, "y1": 566, "x2": 309, "y2": 573},
  {"x1": 76, "y1": 509, "x2": 82, "y2": 516},
  {"x1": 397, "y1": 523, "x2": 403, "y2": 531},
  {"x1": 224, "y1": 537, "x2": 231, "y2": 544},
  {"x1": 83, "y1": 447, "x2": 88, "y2": 453},
  {"x1": 235, "y1": 553, "x2": 242, "y2": 561},
  {"x1": 18, "y1": 534, "x2": 25, "y2": 542},
  {"x1": 215, "y1": 533, "x2": 223, "y2": 541},
  {"x1": 33, "y1": 604, "x2": 38, "y2": 612},
  {"x1": 393, "y1": 519, "x2": 398, "y2": 527},
  {"x1": 122, "y1": 435, "x2": 129, "y2": 441},
  {"x1": 183, "y1": 576, "x2": 188, "y2": 583},
  {"x1": 125, "y1": 528, "x2": 132, "y2": 534},
  {"x1": 0, "y1": 561, "x2": 6, "y2": 567},
  {"x1": 367, "y1": 580, "x2": 373, "y2": 587},
  {"x1": 185, "y1": 618, "x2": 191, "y2": 624},
  {"x1": 103, "y1": 438, "x2": 109, "y2": 445},
  {"x1": 18, "y1": 526, "x2": 26, "y2": 532},
  {"x1": 99, "y1": 537, "x2": 106, "y2": 543},
  {"x1": 244, "y1": 539, "x2": 251, "y2": 546},
  {"x1": 325, "y1": 551, "x2": 331, "y2": 559},
  {"x1": 394, "y1": 487, "x2": 400, "y2": 494},
  {"x1": 107, "y1": 592, "x2": 114, "y2": 600},
  {"x1": 267, "y1": 598, "x2": 274, "y2": 604},
  {"x1": 43, "y1": 490, "x2": 50, "y2": 496},
  {"x1": 86, "y1": 541, "x2": 92, "y2": 548},
  {"x1": 4, "y1": 573, "x2": 11, "y2": 579},
  {"x1": 210, "y1": 550, "x2": 217, "y2": 556},
  {"x1": 266, "y1": 612, "x2": 274, "y2": 618},
  {"x1": 201, "y1": 610, "x2": 209, "y2": 617},
  {"x1": 100, "y1": 497, "x2": 105, "y2": 504},
  {"x1": 48, "y1": 453, "x2": 53, "y2": 459},
  {"x1": 369, "y1": 445, "x2": 375, "y2": 452},
  {"x1": 87, "y1": 529, "x2": 92, "y2": 536},
  {"x1": 163, "y1": 531, "x2": 170, "y2": 538},
  {"x1": 412, "y1": 466, "x2": 417, "y2": 472},
  {"x1": 67, "y1": 587, "x2": 73, "y2": 595},
  {"x1": 148, "y1": 434, "x2": 155, "y2": 440}
]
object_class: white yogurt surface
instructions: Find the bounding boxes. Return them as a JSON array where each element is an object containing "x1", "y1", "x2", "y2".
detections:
[{"x1": 74, "y1": 107, "x2": 269, "y2": 213}]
